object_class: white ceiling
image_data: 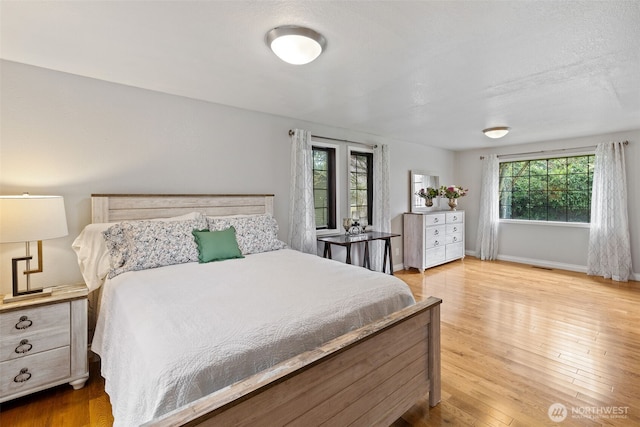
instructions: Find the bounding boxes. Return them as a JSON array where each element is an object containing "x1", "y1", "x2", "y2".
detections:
[{"x1": 2, "y1": 0, "x2": 639, "y2": 151}]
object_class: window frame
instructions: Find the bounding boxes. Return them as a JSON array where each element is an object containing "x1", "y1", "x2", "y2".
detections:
[
  {"x1": 312, "y1": 141, "x2": 341, "y2": 236},
  {"x1": 498, "y1": 151, "x2": 595, "y2": 225},
  {"x1": 348, "y1": 147, "x2": 374, "y2": 227}
]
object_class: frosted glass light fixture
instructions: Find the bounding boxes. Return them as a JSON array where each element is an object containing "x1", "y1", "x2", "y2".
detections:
[
  {"x1": 266, "y1": 26, "x2": 326, "y2": 65},
  {"x1": 483, "y1": 127, "x2": 510, "y2": 139}
]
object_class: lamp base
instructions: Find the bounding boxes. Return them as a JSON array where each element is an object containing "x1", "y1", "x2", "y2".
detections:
[{"x1": 3, "y1": 287, "x2": 53, "y2": 303}]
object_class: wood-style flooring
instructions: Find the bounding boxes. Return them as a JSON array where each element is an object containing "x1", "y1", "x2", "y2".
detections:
[{"x1": 1, "y1": 257, "x2": 638, "y2": 426}]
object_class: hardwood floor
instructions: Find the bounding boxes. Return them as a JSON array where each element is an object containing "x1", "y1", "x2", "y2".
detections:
[
  {"x1": 394, "y1": 258, "x2": 640, "y2": 426},
  {"x1": 1, "y1": 257, "x2": 638, "y2": 426}
]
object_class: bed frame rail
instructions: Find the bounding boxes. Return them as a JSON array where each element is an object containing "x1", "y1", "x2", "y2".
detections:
[{"x1": 146, "y1": 296, "x2": 442, "y2": 427}]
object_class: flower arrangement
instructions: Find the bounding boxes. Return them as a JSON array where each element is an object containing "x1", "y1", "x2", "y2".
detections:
[
  {"x1": 440, "y1": 185, "x2": 468, "y2": 199},
  {"x1": 415, "y1": 187, "x2": 439, "y2": 200}
]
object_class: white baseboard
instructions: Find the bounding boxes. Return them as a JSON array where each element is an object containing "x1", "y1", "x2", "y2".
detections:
[
  {"x1": 465, "y1": 250, "x2": 639, "y2": 281},
  {"x1": 496, "y1": 254, "x2": 587, "y2": 274}
]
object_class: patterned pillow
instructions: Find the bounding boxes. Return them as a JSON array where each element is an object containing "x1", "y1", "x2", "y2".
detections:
[
  {"x1": 103, "y1": 215, "x2": 207, "y2": 278},
  {"x1": 206, "y1": 214, "x2": 286, "y2": 255}
]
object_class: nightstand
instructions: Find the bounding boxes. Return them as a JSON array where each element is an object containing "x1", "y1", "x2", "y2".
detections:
[{"x1": 0, "y1": 284, "x2": 89, "y2": 403}]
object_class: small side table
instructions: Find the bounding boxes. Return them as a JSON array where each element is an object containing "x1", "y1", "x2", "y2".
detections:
[
  {"x1": 0, "y1": 284, "x2": 89, "y2": 403},
  {"x1": 317, "y1": 231, "x2": 401, "y2": 274}
]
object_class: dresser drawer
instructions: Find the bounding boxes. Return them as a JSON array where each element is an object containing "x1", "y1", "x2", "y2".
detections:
[
  {"x1": 424, "y1": 213, "x2": 446, "y2": 226},
  {"x1": 0, "y1": 346, "x2": 70, "y2": 397},
  {"x1": 446, "y1": 212, "x2": 463, "y2": 224},
  {"x1": 0, "y1": 304, "x2": 70, "y2": 362},
  {"x1": 425, "y1": 225, "x2": 445, "y2": 238},
  {"x1": 446, "y1": 242, "x2": 465, "y2": 260},
  {"x1": 446, "y1": 223, "x2": 462, "y2": 235},
  {"x1": 444, "y1": 232, "x2": 463, "y2": 245},
  {"x1": 425, "y1": 235, "x2": 445, "y2": 249},
  {"x1": 425, "y1": 246, "x2": 446, "y2": 266}
]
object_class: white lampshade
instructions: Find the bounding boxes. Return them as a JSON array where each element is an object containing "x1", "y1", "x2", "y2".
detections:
[
  {"x1": 0, "y1": 195, "x2": 68, "y2": 243},
  {"x1": 483, "y1": 127, "x2": 510, "y2": 139},
  {"x1": 266, "y1": 26, "x2": 326, "y2": 65}
]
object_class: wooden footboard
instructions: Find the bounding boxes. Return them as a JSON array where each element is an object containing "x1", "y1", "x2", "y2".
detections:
[{"x1": 146, "y1": 296, "x2": 442, "y2": 427}]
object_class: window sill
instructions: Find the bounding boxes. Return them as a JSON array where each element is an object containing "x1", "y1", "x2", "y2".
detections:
[{"x1": 499, "y1": 219, "x2": 590, "y2": 229}]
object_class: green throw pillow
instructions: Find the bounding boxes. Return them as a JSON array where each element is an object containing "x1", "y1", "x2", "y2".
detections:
[{"x1": 192, "y1": 227, "x2": 244, "y2": 263}]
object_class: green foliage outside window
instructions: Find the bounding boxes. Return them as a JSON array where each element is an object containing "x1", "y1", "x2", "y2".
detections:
[
  {"x1": 313, "y1": 148, "x2": 331, "y2": 228},
  {"x1": 349, "y1": 152, "x2": 372, "y2": 224},
  {"x1": 499, "y1": 155, "x2": 594, "y2": 222}
]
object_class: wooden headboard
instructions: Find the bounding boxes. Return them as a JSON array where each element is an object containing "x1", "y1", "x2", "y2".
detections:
[{"x1": 91, "y1": 194, "x2": 275, "y2": 223}]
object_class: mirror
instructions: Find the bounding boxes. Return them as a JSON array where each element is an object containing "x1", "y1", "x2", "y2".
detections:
[{"x1": 410, "y1": 170, "x2": 439, "y2": 212}]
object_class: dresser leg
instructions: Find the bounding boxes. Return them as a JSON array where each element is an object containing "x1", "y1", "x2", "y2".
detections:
[{"x1": 70, "y1": 375, "x2": 89, "y2": 390}]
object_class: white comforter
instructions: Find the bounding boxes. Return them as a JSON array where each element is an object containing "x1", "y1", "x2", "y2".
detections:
[{"x1": 92, "y1": 249, "x2": 415, "y2": 426}]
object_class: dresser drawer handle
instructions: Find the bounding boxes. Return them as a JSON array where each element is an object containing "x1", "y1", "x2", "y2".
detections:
[
  {"x1": 15, "y1": 339, "x2": 33, "y2": 354},
  {"x1": 453, "y1": 236, "x2": 458, "y2": 242},
  {"x1": 453, "y1": 216, "x2": 458, "y2": 221},
  {"x1": 433, "y1": 218, "x2": 439, "y2": 223},
  {"x1": 15, "y1": 316, "x2": 33, "y2": 330},
  {"x1": 453, "y1": 227, "x2": 457, "y2": 232},
  {"x1": 434, "y1": 229, "x2": 439, "y2": 235},
  {"x1": 14, "y1": 368, "x2": 32, "y2": 383},
  {"x1": 434, "y1": 241, "x2": 440, "y2": 246}
]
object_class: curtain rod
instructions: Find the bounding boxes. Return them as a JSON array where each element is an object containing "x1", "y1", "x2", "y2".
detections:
[
  {"x1": 480, "y1": 140, "x2": 629, "y2": 160},
  {"x1": 288, "y1": 130, "x2": 377, "y2": 149}
]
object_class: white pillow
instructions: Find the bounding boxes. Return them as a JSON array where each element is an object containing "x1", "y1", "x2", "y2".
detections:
[{"x1": 72, "y1": 212, "x2": 205, "y2": 291}]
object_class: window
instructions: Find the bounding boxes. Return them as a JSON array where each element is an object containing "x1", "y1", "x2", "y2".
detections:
[
  {"x1": 499, "y1": 155, "x2": 595, "y2": 222},
  {"x1": 349, "y1": 151, "x2": 373, "y2": 225},
  {"x1": 312, "y1": 146, "x2": 336, "y2": 229}
]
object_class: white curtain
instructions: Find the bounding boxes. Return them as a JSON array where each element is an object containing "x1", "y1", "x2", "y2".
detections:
[
  {"x1": 587, "y1": 142, "x2": 632, "y2": 281},
  {"x1": 476, "y1": 154, "x2": 500, "y2": 260},
  {"x1": 372, "y1": 144, "x2": 391, "y2": 271},
  {"x1": 288, "y1": 129, "x2": 317, "y2": 254}
]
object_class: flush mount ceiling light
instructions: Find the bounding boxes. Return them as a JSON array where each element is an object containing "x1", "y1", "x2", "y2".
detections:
[
  {"x1": 482, "y1": 127, "x2": 510, "y2": 139},
  {"x1": 266, "y1": 25, "x2": 326, "y2": 65}
]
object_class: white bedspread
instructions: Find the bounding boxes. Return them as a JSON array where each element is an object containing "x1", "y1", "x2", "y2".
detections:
[{"x1": 92, "y1": 249, "x2": 415, "y2": 426}]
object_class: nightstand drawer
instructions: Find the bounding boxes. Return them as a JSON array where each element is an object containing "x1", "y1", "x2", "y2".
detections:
[
  {"x1": 0, "y1": 346, "x2": 70, "y2": 396},
  {"x1": 0, "y1": 323, "x2": 70, "y2": 362},
  {"x1": 0, "y1": 303, "x2": 70, "y2": 342}
]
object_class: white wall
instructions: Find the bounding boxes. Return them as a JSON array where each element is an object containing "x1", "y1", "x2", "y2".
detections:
[
  {"x1": 456, "y1": 130, "x2": 640, "y2": 279},
  {"x1": 0, "y1": 60, "x2": 455, "y2": 294}
]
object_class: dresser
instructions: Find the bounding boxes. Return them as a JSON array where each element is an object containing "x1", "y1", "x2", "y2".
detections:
[
  {"x1": 403, "y1": 210, "x2": 465, "y2": 272},
  {"x1": 0, "y1": 284, "x2": 89, "y2": 403}
]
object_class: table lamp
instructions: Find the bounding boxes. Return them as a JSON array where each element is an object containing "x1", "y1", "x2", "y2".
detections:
[{"x1": 0, "y1": 194, "x2": 68, "y2": 301}]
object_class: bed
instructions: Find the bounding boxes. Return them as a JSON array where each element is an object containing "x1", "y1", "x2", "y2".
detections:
[{"x1": 75, "y1": 194, "x2": 441, "y2": 426}]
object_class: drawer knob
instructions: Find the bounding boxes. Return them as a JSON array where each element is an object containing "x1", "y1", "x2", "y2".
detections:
[
  {"x1": 434, "y1": 230, "x2": 439, "y2": 235},
  {"x1": 453, "y1": 216, "x2": 458, "y2": 221},
  {"x1": 14, "y1": 368, "x2": 32, "y2": 383},
  {"x1": 433, "y1": 218, "x2": 439, "y2": 223},
  {"x1": 453, "y1": 236, "x2": 458, "y2": 242},
  {"x1": 15, "y1": 316, "x2": 33, "y2": 330},
  {"x1": 434, "y1": 241, "x2": 440, "y2": 246},
  {"x1": 453, "y1": 227, "x2": 457, "y2": 232},
  {"x1": 15, "y1": 339, "x2": 33, "y2": 354}
]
